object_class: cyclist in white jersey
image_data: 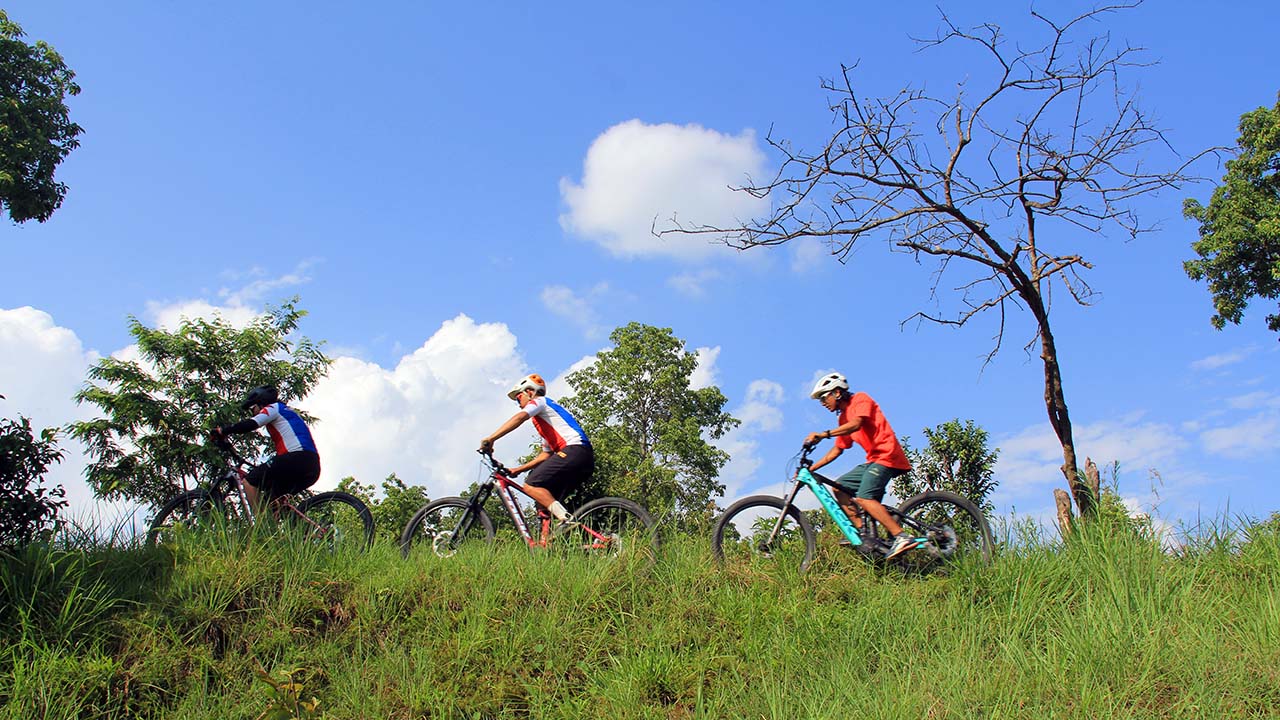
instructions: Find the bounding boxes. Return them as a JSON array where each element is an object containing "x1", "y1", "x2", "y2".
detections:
[
  {"x1": 479, "y1": 373, "x2": 594, "y2": 527},
  {"x1": 212, "y1": 385, "x2": 321, "y2": 509}
]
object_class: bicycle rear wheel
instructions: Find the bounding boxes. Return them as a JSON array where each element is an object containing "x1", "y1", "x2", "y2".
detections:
[
  {"x1": 295, "y1": 491, "x2": 375, "y2": 552},
  {"x1": 400, "y1": 497, "x2": 495, "y2": 558},
  {"x1": 147, "y1": 489, "x2": 222, "y2": 546},
  {"x1": 897, "y1": 490, "x2": 993, "y2": 571},
  {"x1": 555, "y1": 497, "x2": 659, "y2": 560},
  {"x1": 711, "y1": 495, "x2": 816, "y2": 573}
]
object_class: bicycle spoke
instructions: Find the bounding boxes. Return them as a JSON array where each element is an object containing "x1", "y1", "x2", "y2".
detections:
[{"x1": 712, "y1": 496, "x2": 815, "y2": 573}]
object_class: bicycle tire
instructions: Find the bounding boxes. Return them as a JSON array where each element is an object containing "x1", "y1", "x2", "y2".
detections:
[
  {"x1": 146, "y1": 489, "x2": 222, "y2": 546},
  {"x1": 296, "y1": 491, "x2": 375, "y2": 551},
  {"x1": 896, "y1": 490, "x2": 994, "y2": 570},
  {"x1": 400, "y1": 496, "x2": 495, "y2": 558},
  {"x1": 557, "y1": 497, "x2": 660, "y2": 559},
  {"x1": 711, "y1": 495, "x2": 816, "y2": 573}
]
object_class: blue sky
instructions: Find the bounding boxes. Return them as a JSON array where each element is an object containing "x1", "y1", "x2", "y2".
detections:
[{"x1": 2, "y1": 1, "x2": 1277, "y2": 532}]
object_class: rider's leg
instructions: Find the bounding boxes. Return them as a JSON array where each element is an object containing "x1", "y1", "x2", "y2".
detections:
[
  {"x1": 852, "y1": 463, "x2": 907, "y2": 537},
  {"x1": 523, "y1": 484, "x2": 557, "y2": 513},
  {"x1": 829, "y1": 485, "x2": 864, "y2": 529},
  {"x1": 244, "y1": 462, "x2": 273, "y2": 516},
  {"x1": 853, "y1": 497, "x2": 903, "y2": 537},
  {"x1": 526, "y1": 447, "x2": 590, "y2": 520}
]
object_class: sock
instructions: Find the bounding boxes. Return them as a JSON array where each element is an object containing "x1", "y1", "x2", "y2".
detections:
[{"x1": 548, "y1": 501, "x2": 569, "y2": 521}]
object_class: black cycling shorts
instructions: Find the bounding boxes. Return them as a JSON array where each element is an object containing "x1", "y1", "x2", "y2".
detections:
[
  {"x1": 526, "y1": 444, "x2": 593, "y2": 501},
  {"x1": 245, "y1": 450, "x2": 321, "y2": 498}
]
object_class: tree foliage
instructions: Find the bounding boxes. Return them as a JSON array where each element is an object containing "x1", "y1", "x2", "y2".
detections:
[
  {"x1": 69, "y1": 299, "x2": 330, "y2": 507},
  {"x1": 0, "y1": 10, "x2": 83, "y2": 224},
  {"x1": 894, "y1": 419, "x2": 999, "y2": 515},
  {"x1": 0, "y1": 404, "x2": 66, "y2": 548},
  {"x1": 559, "y1": 323, "x2": 739, "y2": 532},
  {"x1": 662, "y1": 4, "x2": 1205, "y2": 517},
  {"x1": 1184, "y1": 94, "x2": 1280, "y2": 337},
  {"x1": 336, "y1": 473, "x2": 429, "y2": 542}
]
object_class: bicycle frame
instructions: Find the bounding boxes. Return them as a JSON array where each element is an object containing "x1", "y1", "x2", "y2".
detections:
[
  {"x1": 465, "y1": 453, "x2": 617, "y2": 551},
  {"x1": 762, "y1": 445, "x2": 923, "y2": 553},
  {"x1": 210, "y1": 443, "x2": 326, "y2": 536}
]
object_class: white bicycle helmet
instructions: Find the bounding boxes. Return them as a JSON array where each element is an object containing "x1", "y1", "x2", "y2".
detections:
[
  {"x1": 809, "y1": 372, "x2": 849, "y2": 399},
  {"x1": 507, "y1": 373, "x2": 547, "y2": 400}
]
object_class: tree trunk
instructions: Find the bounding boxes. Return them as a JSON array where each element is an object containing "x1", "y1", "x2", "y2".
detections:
[
  {"x1": 1027, "y1": 295, "x2": 1095, "y2": 518},
  {"x1": 1054, "y1": 488, "x2": 1074, "y2": 537}
]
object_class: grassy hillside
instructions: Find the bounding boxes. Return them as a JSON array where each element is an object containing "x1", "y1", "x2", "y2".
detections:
[{"x1": 2, "y1": 520, "x2": 1278, "y2": 719}]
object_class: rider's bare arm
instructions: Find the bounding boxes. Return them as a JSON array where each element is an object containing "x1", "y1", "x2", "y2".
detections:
[
  {"x1": 805, "y1": 415, "x2": 865, "y2": 473},
  {"x1": 809, "y1": 445, "x2": 843, "y2": 473},
  {"x1": 481, "y1": 411, "x2": 532, "y2": 451},
  {"x1": 509, "y1": 450, "x2": 551, "y2": 476}
]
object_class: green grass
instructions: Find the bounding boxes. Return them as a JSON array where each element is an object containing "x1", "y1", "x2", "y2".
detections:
[{"x1": 1, "y1": 518, "x2": 1278, "y2": 719}]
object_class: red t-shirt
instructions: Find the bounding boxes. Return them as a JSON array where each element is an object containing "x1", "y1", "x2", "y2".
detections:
[{"x1": 836, "y1": 392, "x2": 911, "y2": 470}]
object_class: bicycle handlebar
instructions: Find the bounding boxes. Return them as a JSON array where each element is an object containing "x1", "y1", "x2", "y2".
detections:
[
  {"x1": 212, "y1": 437, "x2": 254, "y2": 469},
  {"x1": 477, "y1": 448, "x2": 514, "y2": 477},
  {"x1": 798, "y1": 442, "x2": 818, "y2": 468}
]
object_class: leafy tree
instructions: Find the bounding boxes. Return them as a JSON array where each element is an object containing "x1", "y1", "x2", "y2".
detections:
[
  {"x1": 1184, "y1": 94, "x2": 1280, "y2": 337},
  {"x1": 70, "y1": 300, "x2": 329, "y2": 507},
  {"x1": 335, "y1": 474, "x2": 428, "y2": 541},
  {"x1": 0, "y1": 402, "x2": 66, "y2": 548},
  {"x1": 662, "y1": 6, "x2": 1205, "y2": 517},
  {"x1": 894, "y1": 419, "x2": 999, "y2": 515},
  {"x1": 559, "y1": 323, "x2": 739, "y2": 532},
  {"x1": 0, "y1": 10, "x2": 83, "y2": 224}
]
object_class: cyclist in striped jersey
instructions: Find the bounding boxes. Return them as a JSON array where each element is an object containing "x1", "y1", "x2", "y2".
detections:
[
  {"x1": 212, "y1": 385, "x2": 321, "y2": 509},
  {"x1": 480, "y1": 373, "x2": 593, "y2": 528}
]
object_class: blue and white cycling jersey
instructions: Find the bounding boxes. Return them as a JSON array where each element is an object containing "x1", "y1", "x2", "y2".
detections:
[{"x1": 254, "y1": 402, "x2": 318, "y2": 455}]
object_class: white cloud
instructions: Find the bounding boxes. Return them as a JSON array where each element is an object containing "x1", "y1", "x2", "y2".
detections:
[
  {"x1": 540, "y1": 284, "x2": 608, "y2": 338},
  {"x1": 690, "y1": 346, "x2": 721, "y2": 390},
  {"x1": 548, "y1": 354, "x2": 598, "y2": 399},
  {"x1": 145, "y1": 262, "x2": 314, "y2": 330},
  {"x1": 303, "y1": 314, "x2": 540, "y2": 498},
  {"x1": 667, "y1": 269, "x2": 722, "y2": 298},
  {"x1": 559, "y1": 120, "x2": 768, "y2": 261},
  {"x1": 1190, "y1": 347, "x2": 1256, "y2": 371},
  {"x1": 790, "y1": 237, "x2": 829, "y2": 273},
  {"x1": 994, "y1": 413, "x2": 1182, "y2": 505},
  {"x1": 0, "y1": 307, "x2": 146, "y2": 531},
  {"x1": 1225, "y1": 391, "x2": 1280, "y2": 411},
  {"x1": 718, "y1": 379, "x2": 786, "y2": 500},
  {"x1": 145, "y1": 299, "x2": 260, "y2": 330},
  {"x1": 1200, "y1": 413, "x2": 1280, "y2": 459},
  {"x1": 220, "y1": 261, "x2": 316, "y2": 307}
]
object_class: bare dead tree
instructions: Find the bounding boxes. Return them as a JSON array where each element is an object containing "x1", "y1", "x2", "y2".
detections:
[{"x1": 660, "y1": 3, "x2": 1210, "y2": 517}]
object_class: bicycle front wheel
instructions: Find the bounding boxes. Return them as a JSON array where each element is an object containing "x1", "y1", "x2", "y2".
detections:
[
  {"x1": 400, "y1": 497, "x2": 495, "y2": 559},
  {"x1": 897, "y1": 490, "x2": 994, "y2": 570},
  {"x1": 296, "y1": 491, "x2": 375, "y2": 551},
  {"x1": 147, "y1": 489, "x2": 223, "y2": 546},
  {"x1": 711, "y1": 495, "x2": 816, "y2": 573},
  {"x1": 557, "y1": 497, "x2": 659, "y2": 560}
]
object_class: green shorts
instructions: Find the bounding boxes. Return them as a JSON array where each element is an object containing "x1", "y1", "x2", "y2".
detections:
[{"x1": 834, "y1": 462, "x2": 907, "y2": 501}]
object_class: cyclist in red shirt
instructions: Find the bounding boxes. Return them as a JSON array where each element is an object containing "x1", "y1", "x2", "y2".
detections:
[{"x1": 803, "y1": 372, "x2": 917, "y2": 559}]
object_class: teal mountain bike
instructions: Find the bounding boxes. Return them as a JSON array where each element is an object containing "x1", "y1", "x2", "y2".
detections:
[{"x1": 712, "y1": 442, "x2": 993, "y2": 573}]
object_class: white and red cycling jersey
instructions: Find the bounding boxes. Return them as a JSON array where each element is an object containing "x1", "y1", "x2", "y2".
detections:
[
  {"x1": 253, "y1": 402, "x2": 319, "y2": 456},
  {"x1": 520, "y1": 396, "x2": 590, "y2": 452}
]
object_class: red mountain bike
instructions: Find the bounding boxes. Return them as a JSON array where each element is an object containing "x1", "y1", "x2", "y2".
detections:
[{"x1": 399, "y1": 449, "x2": 659, "y2": 559}]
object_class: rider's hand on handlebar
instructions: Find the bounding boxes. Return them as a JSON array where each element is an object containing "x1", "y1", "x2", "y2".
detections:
[
  {"x1": 803, "y1": 431, "x2": 826, "y2": 449},
  {"x1": 478, "y1": 438, "x2": 494, "y2": 454}
]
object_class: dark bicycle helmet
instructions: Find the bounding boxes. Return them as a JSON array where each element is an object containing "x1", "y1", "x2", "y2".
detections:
[{"x1": 240, "y1": 385, "x2": 279, "y2": 410}]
